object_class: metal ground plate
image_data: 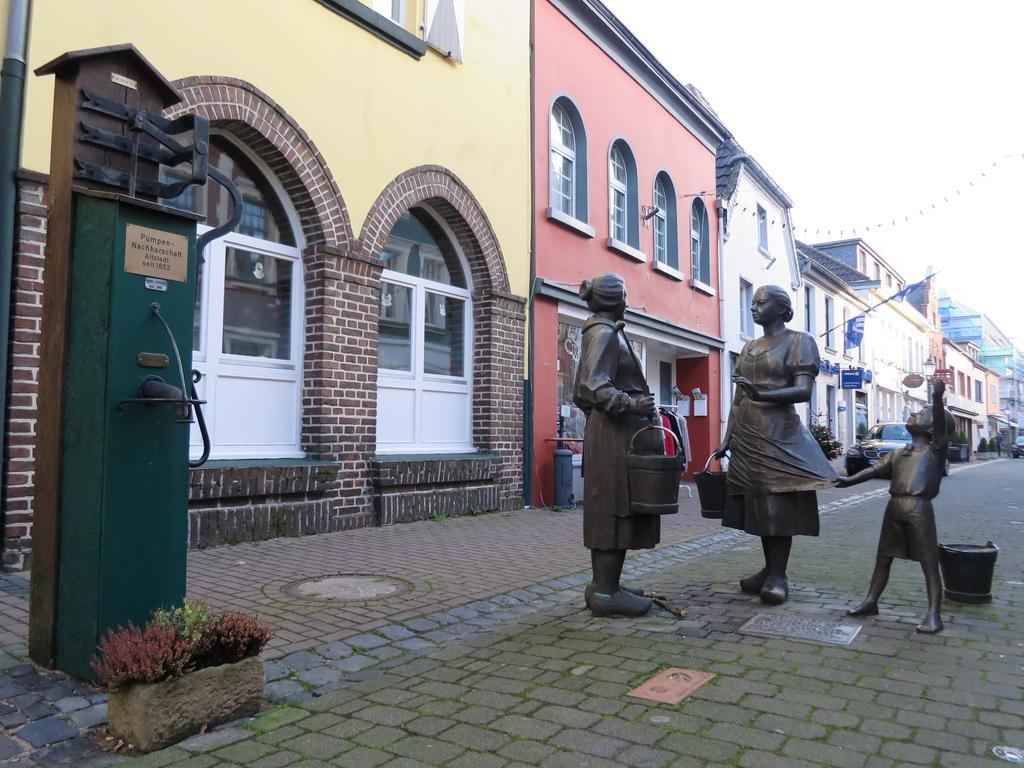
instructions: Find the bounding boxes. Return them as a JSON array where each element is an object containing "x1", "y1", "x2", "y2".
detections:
[
  {"x1": 739, "y1": 612, "x2": 862, "y2": 645},
  {"x1": 627, "y1": 667, "x2": 715, "y2": 704}
]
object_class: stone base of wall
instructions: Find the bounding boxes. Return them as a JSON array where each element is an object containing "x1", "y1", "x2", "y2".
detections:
[
  {"x1": 371, "y1": 454, "x2": 501, "y2": 525},
  {"x1": 186, "y1": 462, "x2": 367, "y2": 549},
  {"x1": 188, "y1": 502, "x2": 374, "y2": 549},
  {"x1": 375, "y1": 485, "x2": 500, "y2": 526}
]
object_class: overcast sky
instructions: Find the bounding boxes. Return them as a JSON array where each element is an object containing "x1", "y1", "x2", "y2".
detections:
[{"x1": 603, "y1": 0, "x2": 1023, "y2": 346}]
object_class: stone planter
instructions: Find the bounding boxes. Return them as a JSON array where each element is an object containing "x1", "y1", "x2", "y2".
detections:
[
  {"x1": 976, "y1": 451, "x2": 995, "y2": 461},
  {"x1": 108, "y1": 656, "x2": 264, "y2": 752}
]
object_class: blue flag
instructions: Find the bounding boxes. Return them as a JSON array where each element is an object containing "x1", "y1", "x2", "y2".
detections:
[
  {"x1": 888, "y1": 276, "x2": 928, "y2": 303},
  {"x1": 845, "y1": 314, "x2": 865, "y2": 349}
]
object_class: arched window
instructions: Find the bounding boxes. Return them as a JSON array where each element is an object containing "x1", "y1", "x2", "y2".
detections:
[
  {"x1": 690, "y1": 198, "x2": 711, "y2": 287},
  {"x1": 548, "y1": 97, "x2": 588, "y2": 223},
  {"x1": 653, "y1": 172, "x2": 678, "y2": 270},
  {"x1": 175, "y1": 135, "x2": 305, "y2": 459},
  {"x1": 550, "y1": 103, "x2": 575, "y2": 217},
  {"x1": 377, "y1": 207, "x2": 473, "y2": 453},
  {"x1": 608, "y1": 139, "x2": 638, "y2": 248}
]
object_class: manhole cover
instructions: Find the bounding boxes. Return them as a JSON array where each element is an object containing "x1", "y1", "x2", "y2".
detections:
[
  {"x1": 285, "y1": 574, "x2": 407, "y2": 601},
  {"x1": 739, "y1": 612, "x2": 862, "y2": 645}
]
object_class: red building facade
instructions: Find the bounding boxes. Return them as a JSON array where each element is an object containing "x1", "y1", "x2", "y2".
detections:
[{"x1": 530, "y1": 0, "x2": 730, "y2": 505}]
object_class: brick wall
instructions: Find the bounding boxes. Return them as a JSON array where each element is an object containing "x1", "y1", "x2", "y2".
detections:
[
  {"x1": 1, "y1": 83, "x2": 527, "y2": 568},
  {"x1": 1, "y1": 173, "x2": 47, "y2": 570}
]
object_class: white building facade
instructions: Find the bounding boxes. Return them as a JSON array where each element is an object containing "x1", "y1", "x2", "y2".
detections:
[
  {"x1": 796, "y1": 245, "x2": 873, "y2": 446},
  {"x1": 716, "y1": 141, "x2": 801, "y2": 439}
]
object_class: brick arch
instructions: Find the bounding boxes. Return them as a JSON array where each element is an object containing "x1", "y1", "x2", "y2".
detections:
[
  {"x1": 168, "y1": 76, "x2": 352, "y2": 251},
  {"x1": 360, "y1": 166, "x2": 510, "y2": 295}
]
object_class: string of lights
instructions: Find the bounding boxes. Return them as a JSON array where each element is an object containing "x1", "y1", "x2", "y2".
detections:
[{"x1": 707, "y1": 152, "x2": 1023, "y2": 239}]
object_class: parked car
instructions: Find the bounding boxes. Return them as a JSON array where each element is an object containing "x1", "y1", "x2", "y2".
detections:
[
  {"x1": 1013, "y1": 436, "x2": 1024, "y2": 458},
  {"x1": 843, "y1": 422, "x2": 949, "y2": 477}
]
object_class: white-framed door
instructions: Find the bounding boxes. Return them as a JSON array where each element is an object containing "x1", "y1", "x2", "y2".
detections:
[{"x1": 190, "y1": 227, "x2": 304, "y2": 459}]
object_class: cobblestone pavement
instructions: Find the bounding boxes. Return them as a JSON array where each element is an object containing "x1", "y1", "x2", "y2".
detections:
[{"x1": 2, "y1": 460, "x2": 1021, "y2": 766}]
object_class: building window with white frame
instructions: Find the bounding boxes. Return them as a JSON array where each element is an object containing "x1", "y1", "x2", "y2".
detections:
[
  {"x1": 548, "y1": 98, "x2": 588, "y2": 225},
  {"x1": 653, "y1": 172, "x2": 678, "y2": 270},
  {"x1": 824, "y1": 296, "x2": 835, "y2": 348},
  {"x1": 607, "y1": 139, "x2": 639, "y2": 248},
  {"x1": 842, "y1": 307, "x2": 850, "y2": 354},
  {"x1": 804, "y1": 285, "x2": 814, "y2": 334},
  {"x1": 550, "y1": 103, "x2": 576, "y2": 218},
  {"x1": 372, "y1": 0, "x2": 404, "y2": 25},
  {"x1": 757, "y1": 204, "x2": 768, "y2": 252},
  {"x1": 166, "y1": 136, "x2": 305, "y2": 461},
  {"x1": 609, "y1": 146, "x2": 627, "y2": 243},
  {"x1": 552, "y1": 102, "x2": 577, "y2": 219},
  {"x1": 739, "y1": 278, "x2": 754, "y2": 337},
  {"x1": 690, "y1": 198, "x2": 711, "y2": 286},
  {"x1": 377, "y1": 207, "x2": 473, "y2": 453}
]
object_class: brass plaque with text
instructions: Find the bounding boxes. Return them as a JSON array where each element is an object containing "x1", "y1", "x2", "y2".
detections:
[{"x1": 124, "y1": 224, "x2": 188, "y2": 283}]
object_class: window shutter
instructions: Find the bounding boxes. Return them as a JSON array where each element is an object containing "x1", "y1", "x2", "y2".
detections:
[{"x1": 423, "y1": 0, "x2": 465, "y2": 62}]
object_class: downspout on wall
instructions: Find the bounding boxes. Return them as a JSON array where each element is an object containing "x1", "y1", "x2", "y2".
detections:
[
  {"x1": 0, "y1": 0, "x2": 31, "y2": 513},
  {"x1": 523, "y1": 0, "x2": 536, "y2": 506},
  {"x1": 715, "y1": 195, "x2": 727, "y2": 443}
]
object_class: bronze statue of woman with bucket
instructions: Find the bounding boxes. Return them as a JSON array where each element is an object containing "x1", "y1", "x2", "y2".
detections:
[
  {"x1": 713, "y1": 285, "x2": 836, "y2": 604},
  {"x1": 574, "y1": 273, "x2": 684, "y2": 617}
]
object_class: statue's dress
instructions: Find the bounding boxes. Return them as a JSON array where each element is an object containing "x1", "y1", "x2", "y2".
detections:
[
  {"x1": 574, "y1": 316, "x2": 661, "y2": 551},
  {"x1": 722, "y1": 329, "x2": 837, "y2": 536}
]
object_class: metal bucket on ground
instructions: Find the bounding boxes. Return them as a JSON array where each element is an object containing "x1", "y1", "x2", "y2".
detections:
[
  {"x1": 694, "y1": 453, "x2": 727, "y2": 519},
  {"x1": 939, "y1": 541, "x2": 999, "y2": 603},
  {"x1": 626, "y1": 425, "x2": 684, "y2": 516}
]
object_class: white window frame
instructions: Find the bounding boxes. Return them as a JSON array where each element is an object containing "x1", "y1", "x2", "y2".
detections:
[
  {"x1": 549, "y1": 103, "x2": 576, "y2": 218},
  {"x1": 192, "y1": 230, "x2": 305, "y2": 460},
  {"x1": 739, "y1": 277, "x2": 754, "y2": 338},
  {"x1": 653, "y1": 177, "x2": 668, "y2": 265},
  {"x1": 372, "y1": 0, "x2": 404, "y2": 25},
  {"x1": 376, "y1": 210, "x2": 474, "y2": 454},
  {"x1": 804, "y1": 285, "x2": 815, "y2": 334},
  {"x1": 757, "y1": 204, "x2": 768, "y2": 253},
  {"x1": 690, "y1": 198, "x2": 711, "y2": 289},
  {"x1": 825, "y1": 296, "x2": 835, "y2": 349},
  {"x1": 609, "y1": 146, "x2": 628, "y2": 244}
]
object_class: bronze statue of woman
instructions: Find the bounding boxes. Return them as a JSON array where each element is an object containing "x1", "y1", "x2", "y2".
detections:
[
  {"x1": 573, "y1": 273, "x2": 660, "y2": 617},
  {"x1": 714, "y1": 285, "x2": 837, "y2": 604}
]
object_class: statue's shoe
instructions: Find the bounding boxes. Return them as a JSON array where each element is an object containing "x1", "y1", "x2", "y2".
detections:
[
  {"x1": 584, "y1": 583, "x2": 644, "y2": 609},
  {"x1": 760, "y1": 576, "x2": 789, "y2": 605},
  {"x1": 739, "y1": 568, "x2": 768, "y2": 594},
  {"x1": 589, "y1": 589, "x2": 653, "y2": 618}
]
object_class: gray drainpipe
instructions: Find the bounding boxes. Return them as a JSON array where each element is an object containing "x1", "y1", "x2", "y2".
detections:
[{"x1": 0, "y1": 0, "x2": 31, "y2": 507}]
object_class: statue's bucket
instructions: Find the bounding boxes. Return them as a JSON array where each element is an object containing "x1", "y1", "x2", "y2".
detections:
[
  {"x1": 626, "y1": 425, "x2": 684, "y2": 516},
  {"x1": 694, "y1": 453, "x2": 727, "y2": 519},
  {"x1": 939, "y1": 542, "x2": 998, "y2": 603}
]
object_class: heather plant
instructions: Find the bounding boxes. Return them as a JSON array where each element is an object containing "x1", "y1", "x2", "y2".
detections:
[
  {"x1": 91, "y1": 621, "x2": 193, "y2": 690},
  {"x1": 91, "y1": 604, "x2": 271, "y2": 689},
  {"x1": 193, "y1": 612, "x2": 272, "y2": 669}
]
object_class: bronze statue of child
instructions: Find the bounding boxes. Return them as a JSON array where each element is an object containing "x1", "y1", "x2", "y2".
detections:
[{"x1": 837, "y1": 378, "x2": 954, "y2": 633}]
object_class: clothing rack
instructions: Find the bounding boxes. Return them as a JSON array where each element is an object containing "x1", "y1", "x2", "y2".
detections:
[{"x1": 656, "y1": 405, "x2": 693, "y2": 500}]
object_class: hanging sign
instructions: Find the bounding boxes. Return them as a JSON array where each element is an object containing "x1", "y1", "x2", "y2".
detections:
[{"x1": 840, "y1": 368, "x2": 864, "y2": 390}]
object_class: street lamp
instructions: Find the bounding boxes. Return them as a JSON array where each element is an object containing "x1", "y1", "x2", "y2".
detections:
[{"x1": 923, "y1": 357, "x2": 936, "y2": 380}]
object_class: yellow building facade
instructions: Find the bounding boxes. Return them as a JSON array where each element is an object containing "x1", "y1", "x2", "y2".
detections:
[{"x1": 1, "y1": 0, "x2": 531, "y2": 568}]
